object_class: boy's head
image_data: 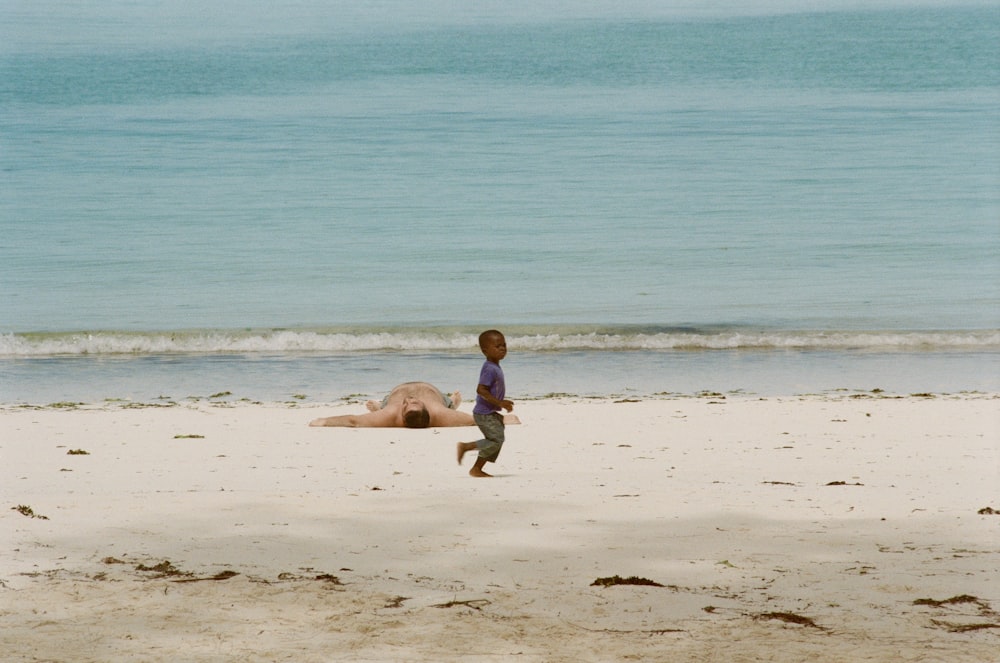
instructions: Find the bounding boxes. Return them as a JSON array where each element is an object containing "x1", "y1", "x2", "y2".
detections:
[{"x1": 478, "y1": 329, "x2": 507, "y2": 362}]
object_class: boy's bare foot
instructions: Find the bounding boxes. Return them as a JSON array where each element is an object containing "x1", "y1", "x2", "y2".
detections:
[
  {"x1": 469, "y1": 457, "x2": 491, "y2": 477},
  {"x1": 456, "y1": 441, "x2": 475, "y2": 465},
  {"x1": 365, "y1": 400, "x2": 381, "y2": 412},
  {"x1": 449, "y1": 391, "x2": 462, "y2": 409}
]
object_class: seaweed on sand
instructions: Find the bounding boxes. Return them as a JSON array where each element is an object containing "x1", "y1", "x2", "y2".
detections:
[
  {"x1": 591, "y1": 575, "x2": 664, "y2": 587},
  {"x1": 754, "y1": 612, "x2": 826, "y2": 630},
  {"x1": 12, "y1": 504, "x2": 49, "y2": 519}
]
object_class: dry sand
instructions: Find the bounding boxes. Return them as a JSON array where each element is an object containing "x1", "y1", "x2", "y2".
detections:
[{"x1": 2, "y1": 392, "x2": 999, "y2": 662}]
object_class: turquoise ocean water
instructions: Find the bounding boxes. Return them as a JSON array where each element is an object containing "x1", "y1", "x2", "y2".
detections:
[{"x1": 2, "y1": 1, "x2": 999, "y2": 403}]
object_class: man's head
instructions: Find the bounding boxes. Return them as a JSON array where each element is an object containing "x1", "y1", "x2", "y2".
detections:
[{"x1": 401, "y1": 398, "x2": 431, "y2": 428}]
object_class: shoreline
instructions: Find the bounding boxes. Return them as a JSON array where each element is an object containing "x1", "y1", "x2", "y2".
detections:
[
  {"x1": 1, "y1": 385, "x2": 997, "y2": 411},
  {"x1": 4, "y1": 346, "x2": 999, "y2": 406},
  {"x1": 3, "y1": 394, "x2": 998, "y2": 661}
]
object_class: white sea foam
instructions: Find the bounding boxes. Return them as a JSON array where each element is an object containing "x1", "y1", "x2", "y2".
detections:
[{"x1": 2, "y1": 328, "x2": 998, "y2": 357}]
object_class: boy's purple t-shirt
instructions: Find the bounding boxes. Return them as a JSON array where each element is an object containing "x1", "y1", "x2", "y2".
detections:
[{"x1": 473, "y1": 360, "x2": 505, "y2": 414}]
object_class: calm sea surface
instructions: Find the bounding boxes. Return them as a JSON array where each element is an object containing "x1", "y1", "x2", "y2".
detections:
[{"x1": 2, "y1": 1, "x2": 998, "y2": 402}]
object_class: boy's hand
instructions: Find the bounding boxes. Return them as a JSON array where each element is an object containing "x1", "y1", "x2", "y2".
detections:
[{"x1": 501, "y1": 400, "x2": 514, "y2": 412}]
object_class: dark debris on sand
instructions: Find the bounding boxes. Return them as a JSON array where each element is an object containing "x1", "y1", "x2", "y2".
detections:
[
  {"x1": 754, "y1": 611, "x2": 827, "y2": 630},
  {"x1": 591, "y1": 575, "x2": 665, "y2": 588}
]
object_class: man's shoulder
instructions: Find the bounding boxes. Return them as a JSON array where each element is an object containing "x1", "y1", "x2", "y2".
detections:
[
  {"x1": 389, "y1": 382, "x2": 441, "y2": 398},
  {"x1": 393, "y1": 381, "x2": 435, "y2": 390},
  {"x1": 412, "y1": 382, "x2": 443, "y2": 397}
]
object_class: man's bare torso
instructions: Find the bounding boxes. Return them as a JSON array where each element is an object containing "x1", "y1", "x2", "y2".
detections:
[{"x1": 386, "y1": 382, "x2": 446, "y2": 407}]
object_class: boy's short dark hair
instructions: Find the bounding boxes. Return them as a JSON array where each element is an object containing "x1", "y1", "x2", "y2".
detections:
[
  {"x1": 402, "y1": 407, "x2": 431, "y2": 428},
  {"x1": 478, "y1": 329, "x2": 503, "y2": 349}
]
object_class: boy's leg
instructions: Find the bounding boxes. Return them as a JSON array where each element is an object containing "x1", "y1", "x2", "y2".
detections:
[
  {"x1": 457, "y1": 413, "x2": 505, "y2": 477},
  {"x1": 469, "y1": 456, "x2": 491, "y2": 478},
  {"x1": 456, "y1": 441, "x2": 491, "y2": 476},
  {"x1": 473, "y1": 413, "x2": 505, "y2": 461},
  {"x1": 474, "y1": 413, "x2": 505, "y2": 477},
  {"x1": 456, "y1": 441, "x2": 478, "y2": 465}
]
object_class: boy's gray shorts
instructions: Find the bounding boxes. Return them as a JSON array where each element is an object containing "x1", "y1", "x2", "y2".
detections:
[{"x1": 473, "y1": 412, "x2": 505, "y2": 462}]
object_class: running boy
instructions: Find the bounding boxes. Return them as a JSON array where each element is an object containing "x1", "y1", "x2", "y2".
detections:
[{"x1": 457, "y1": 329, "x2": 514, "y2": 477}]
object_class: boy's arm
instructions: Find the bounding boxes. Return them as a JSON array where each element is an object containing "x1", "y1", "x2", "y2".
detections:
[{"x1": 476, "y1": 384, "x2": 514, "y2": 412}]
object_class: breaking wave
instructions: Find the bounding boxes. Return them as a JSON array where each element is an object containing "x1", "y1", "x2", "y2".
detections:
[{"x1": 2, "y1": 326, "x2": 998, "y2": 357}]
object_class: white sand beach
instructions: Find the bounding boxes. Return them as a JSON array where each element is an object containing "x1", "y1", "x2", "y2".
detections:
[{"x1": 2, "y1": 393, "x2": 998, "y2": 662}]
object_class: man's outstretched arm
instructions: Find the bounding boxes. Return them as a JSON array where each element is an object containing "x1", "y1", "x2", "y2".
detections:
[
  {"x1": 429, "y1": 409, "x2": 477, "y2": 427},
  {"x1": 430, "y1": 409, "x2": 521, "y2": 427},
  {"x1": 309, "y1": 409, "x2": 395, "y2": 427}
]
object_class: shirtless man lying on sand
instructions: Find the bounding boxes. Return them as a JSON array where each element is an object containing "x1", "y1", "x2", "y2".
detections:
[{"x1": 309, "y1": 381, "x2": 520, "y2": 428}]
